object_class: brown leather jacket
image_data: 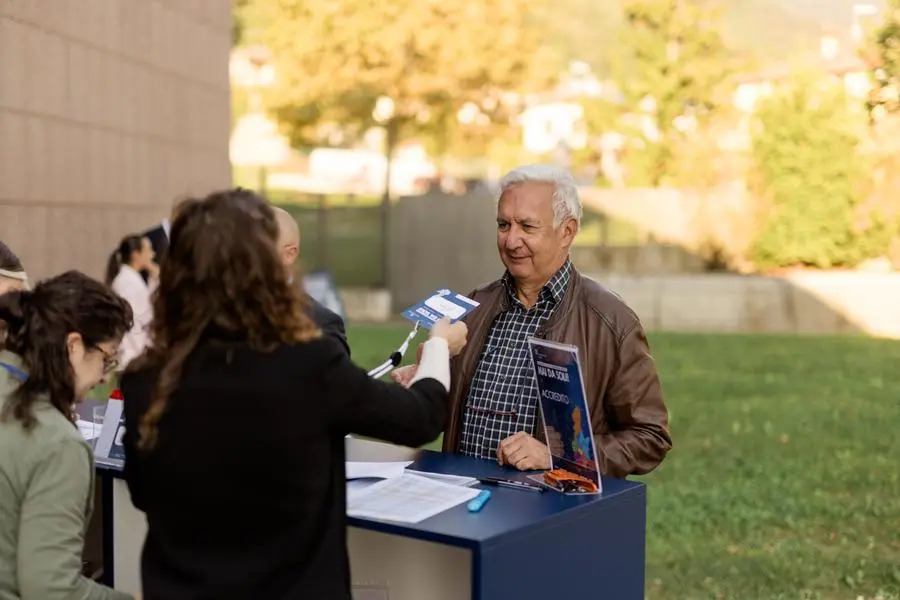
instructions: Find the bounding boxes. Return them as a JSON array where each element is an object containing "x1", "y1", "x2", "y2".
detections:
[{"x1": 443, "y1": 267, "x2": 672, "y2": 478}]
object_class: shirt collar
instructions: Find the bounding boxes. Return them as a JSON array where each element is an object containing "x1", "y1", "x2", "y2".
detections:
[
  {"x1": 502, "y1": 258, "x2": 573, "y2": 307},
  {"x1": 161, "y1": 218, "x2": 171, "y2": 238}
]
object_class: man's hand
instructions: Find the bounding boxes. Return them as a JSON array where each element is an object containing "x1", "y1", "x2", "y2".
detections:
[
  {"x1": 497, "y1": 432, "x2": 551, "y2": 471},
  {"x1": 430, "y1": 318, "x2": 468, "y2": 357},
  {"x1": 389, "y1": 343, "x2": 423, "y2": 388},
  {"x1": 390, "y1": 364, "x2": 417, "y2": 387}
]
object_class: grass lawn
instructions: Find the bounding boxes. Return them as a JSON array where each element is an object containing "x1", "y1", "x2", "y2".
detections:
[{"x1": 347, "y1": 324, "x2": 900, "y2": 600}]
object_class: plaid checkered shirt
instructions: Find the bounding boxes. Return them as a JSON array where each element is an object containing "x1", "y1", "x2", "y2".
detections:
[{"x1": 458, "y1": 259, "x2": 573, "y2": 459}]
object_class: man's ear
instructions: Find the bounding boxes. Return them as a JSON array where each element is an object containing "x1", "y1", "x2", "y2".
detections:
[{"x1": 560, "y1": 218, "x2": 578, "y2": 250}]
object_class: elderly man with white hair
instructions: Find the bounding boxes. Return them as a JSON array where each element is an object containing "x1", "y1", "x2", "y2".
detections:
[{"x1": 395, "y1": 164, "x2": 671, "y2": 477}]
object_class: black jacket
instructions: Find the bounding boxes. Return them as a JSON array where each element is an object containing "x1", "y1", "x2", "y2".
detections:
[
  {"x1": 143, "y1": 223, "x2": 169, "y2": 263},
  {"x1": 308, "y1": 296, "x2": 349, "y2": 356},
  {"x1": 120, "y1": 334, "x2": 445, "y2": 600}
]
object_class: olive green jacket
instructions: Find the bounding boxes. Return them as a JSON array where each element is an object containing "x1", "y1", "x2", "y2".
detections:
[{"x1": 0, "y1": 350, "x2": 132, "y2": 600}]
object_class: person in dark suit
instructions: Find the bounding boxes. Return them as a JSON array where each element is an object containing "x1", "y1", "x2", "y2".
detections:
[
  {"x1": 141, "y1": 220, "x2": 169, "y2": 265},
  {"x1": 119, "y1": 189, "x2": 467, "y2": 600},
  {"x1": 111, "y1": 207, "x2": 174, "y2": 286},
  {"x1": 272, "y1": 206, "x2": 349, "y2": 355}
]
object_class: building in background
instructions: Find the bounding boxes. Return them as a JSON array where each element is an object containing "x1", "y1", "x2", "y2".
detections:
[{"x1": 0, "y1": 2, "x2": 232, "y2": 281}]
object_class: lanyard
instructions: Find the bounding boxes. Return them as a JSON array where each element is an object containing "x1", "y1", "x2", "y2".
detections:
[
  {"x1": 0, "y1": 362, "x2": 27, "y2": 382},
  {"x1": 367, "y1": 322, "x2": 420, "y2": 379}
]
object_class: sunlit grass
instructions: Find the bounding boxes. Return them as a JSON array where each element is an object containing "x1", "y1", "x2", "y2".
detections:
[{"x1": 348, "y1": 324, "x2": 900, "y2": 600}]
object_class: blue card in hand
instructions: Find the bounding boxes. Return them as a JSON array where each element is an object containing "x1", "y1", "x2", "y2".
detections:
[{"x1": 401, "y1": 289, "x2": 480, "y2": 329}]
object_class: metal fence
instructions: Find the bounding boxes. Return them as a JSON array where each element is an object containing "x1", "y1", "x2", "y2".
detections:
[
  {"x1": 275, "y1": 187, "x2": 664, "y2": 291},
  {"x1": 274, "y1": 193, "x2": 383, "y2": 288}
]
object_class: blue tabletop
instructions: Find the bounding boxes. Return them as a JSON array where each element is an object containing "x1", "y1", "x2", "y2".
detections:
[
  {"x1": 354, "y1": 450, "x2": 644, "y2": 550},
  {"x1": 79, "y1": 400, "x2": 645, "y2": 551}
]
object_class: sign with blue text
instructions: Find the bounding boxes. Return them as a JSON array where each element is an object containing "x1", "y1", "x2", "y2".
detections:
[
  {"x1": 527, "y1": 338, "x2": 602, "y2": 493},
  {"x1": 401, "y1": 289, "x2": 480, "y2": 329}
]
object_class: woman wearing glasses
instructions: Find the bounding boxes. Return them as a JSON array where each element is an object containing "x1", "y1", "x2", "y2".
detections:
[
  {"x1": 119, "y1": 189, "x2": 467, "y2": 600},
  {"x1": 0, "y1": 270, "x2": 134, "y2": 600}
]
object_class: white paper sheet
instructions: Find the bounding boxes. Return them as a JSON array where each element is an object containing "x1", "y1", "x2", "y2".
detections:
[
  {"x1": 77, "y1": 419, "x2": 102, "y2": 441},
  {"x1": 347, "y1": 479, "x2": 380, "y2": 503},
  {"x1": 347, "y1": 473, "x2": 480, "y2": 523},
  {"x1": 345, "y1": 461, "x2": 412, "y2": 480},
  {"x1": 404, "y1": 469, "x2": 478, "y2": 487}
]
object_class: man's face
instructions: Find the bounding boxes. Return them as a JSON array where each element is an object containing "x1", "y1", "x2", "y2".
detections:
[{"x1": 496, "y1": 182, "x2": 576, "y2": 286}]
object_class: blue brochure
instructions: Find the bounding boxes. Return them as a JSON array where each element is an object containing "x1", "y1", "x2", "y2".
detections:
[
  {"x1": 401, "y1": 289, "x2": 480, "y2": 329},
  {"x1": 527, "y1": 338, "x2": 602, "y2": 493}
]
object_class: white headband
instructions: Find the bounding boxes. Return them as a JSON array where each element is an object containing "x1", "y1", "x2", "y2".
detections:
[
  {"x1": 0, "y1": 269, "x2": 26, "y2": 281},
  {"x1": 0, "y1": 269, "x2": 28, "y2": 288}
]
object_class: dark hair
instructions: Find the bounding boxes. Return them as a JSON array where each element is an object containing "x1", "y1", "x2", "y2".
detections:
[
  {"x1": 0, "y1": 241, "x2": 24, "y2": 273},
  {"x1": 0, "y1": 270, "x2": 133, "y2": 429},
  {"x1": 133, "y1": 188, "x2": 320, "y2": 450},
  {"x1": 105, "y1": 235, "x2": 146, "y2": 285}
]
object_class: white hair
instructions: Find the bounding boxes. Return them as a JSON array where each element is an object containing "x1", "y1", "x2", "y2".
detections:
[{"x1": 499, "y1": 164, "x2": 582, "y2": 227}]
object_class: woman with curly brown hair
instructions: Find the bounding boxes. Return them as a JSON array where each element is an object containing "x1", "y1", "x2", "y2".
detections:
[
  {"x1": 0, "y1": 270, "x2": 134, "y2": 600},
  {"x1": 119, "y1": 188, "x2": 466, "y2": 600}
]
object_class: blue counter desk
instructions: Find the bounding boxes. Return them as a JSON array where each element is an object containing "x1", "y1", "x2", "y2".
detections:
[{"x1": 89, "y1": 433, "x2": 647, "y2": 599}]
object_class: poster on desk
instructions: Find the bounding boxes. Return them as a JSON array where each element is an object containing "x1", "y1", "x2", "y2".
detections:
[{"x1": 527, "y1": 338, "x2": 602, "y2": 493}]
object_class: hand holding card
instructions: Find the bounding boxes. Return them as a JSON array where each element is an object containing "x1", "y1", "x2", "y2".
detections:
[
  {"x1": 401, "y1": 289, "x2": 480, "y2": 329},
  {"x1": 390, "y1": 319, "x2": 467, "y2": 388},
  {"x1": 431, "y1": 317, "x2": 468, "y2": 356}
]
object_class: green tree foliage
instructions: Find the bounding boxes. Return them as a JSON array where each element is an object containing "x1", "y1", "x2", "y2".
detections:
[
  {"x1": 612, "y1": 0, "x2": 731, "y2": 186},
  {"x1": 248, "y1": 0, "x2": 553, "y2": 154},
  {"x1": 868, "y1": 0, "x2": 900, "y2": 115},
  {"x1": 232, "y1": 0, "x2": 251, "y2": 46},
  {"x1": 749, "y1": 76, "x2": 893, "y2": 270}
]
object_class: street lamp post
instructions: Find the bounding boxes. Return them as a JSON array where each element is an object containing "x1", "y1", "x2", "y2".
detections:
[{"x1": 373, "y1": 96, "x2": 396, "y2": 289}]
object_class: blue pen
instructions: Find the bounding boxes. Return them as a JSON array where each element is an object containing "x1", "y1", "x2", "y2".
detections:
[{"x1": 467, "y1": 489, "x2": 492, "y2": 513}]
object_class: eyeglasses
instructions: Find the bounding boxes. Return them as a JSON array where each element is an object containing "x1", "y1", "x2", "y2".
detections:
[{"x1": 92, "y1": 345, "x2": 119, "y2": 374}]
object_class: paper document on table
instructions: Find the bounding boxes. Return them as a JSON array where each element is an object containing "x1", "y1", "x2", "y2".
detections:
[
  {"x1": 77, "y1": 419, "x2": 102, "y2": 441},
  {"x1": 347, "y1": 473, "x2": 480, "y2": 523},
  {"x1": 346, "y1": 461, "x2": 412, "y2": 480},
  {"x1": 347, "y1": 479, "x2": 379, "y2": 503},
  {"x1": 404, "y1": 469, "x2": 478, "y2": 487}
]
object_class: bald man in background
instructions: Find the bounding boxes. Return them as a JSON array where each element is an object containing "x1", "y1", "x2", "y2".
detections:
[{"x1": 273, "y1": 206, "x2": 350, "y2": 355}]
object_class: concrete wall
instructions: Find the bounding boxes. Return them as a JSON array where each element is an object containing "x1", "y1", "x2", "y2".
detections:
[
  {"x1": 579, "y1": 184, "x2": 755, "y2": 254},
  {"x1": 599, "y1": 272, "x2": 900, "y2": 337},
  {"x1": 388, "y1": 187, "x2": 501, "y2": 312},
  {"x1": 0, "y1": 0, "x2": 232, "y2": 281},
  {"x1": 342, "y1": 272, "x2": 900, "y2": 338},
  {"x1": 570, "y1": 244, "x2": 707, "y2": 275}
]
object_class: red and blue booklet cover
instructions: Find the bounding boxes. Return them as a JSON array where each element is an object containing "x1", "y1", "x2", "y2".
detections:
[{"x1": 526, "y1": 338, "x2": 602, "y2": 494}]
